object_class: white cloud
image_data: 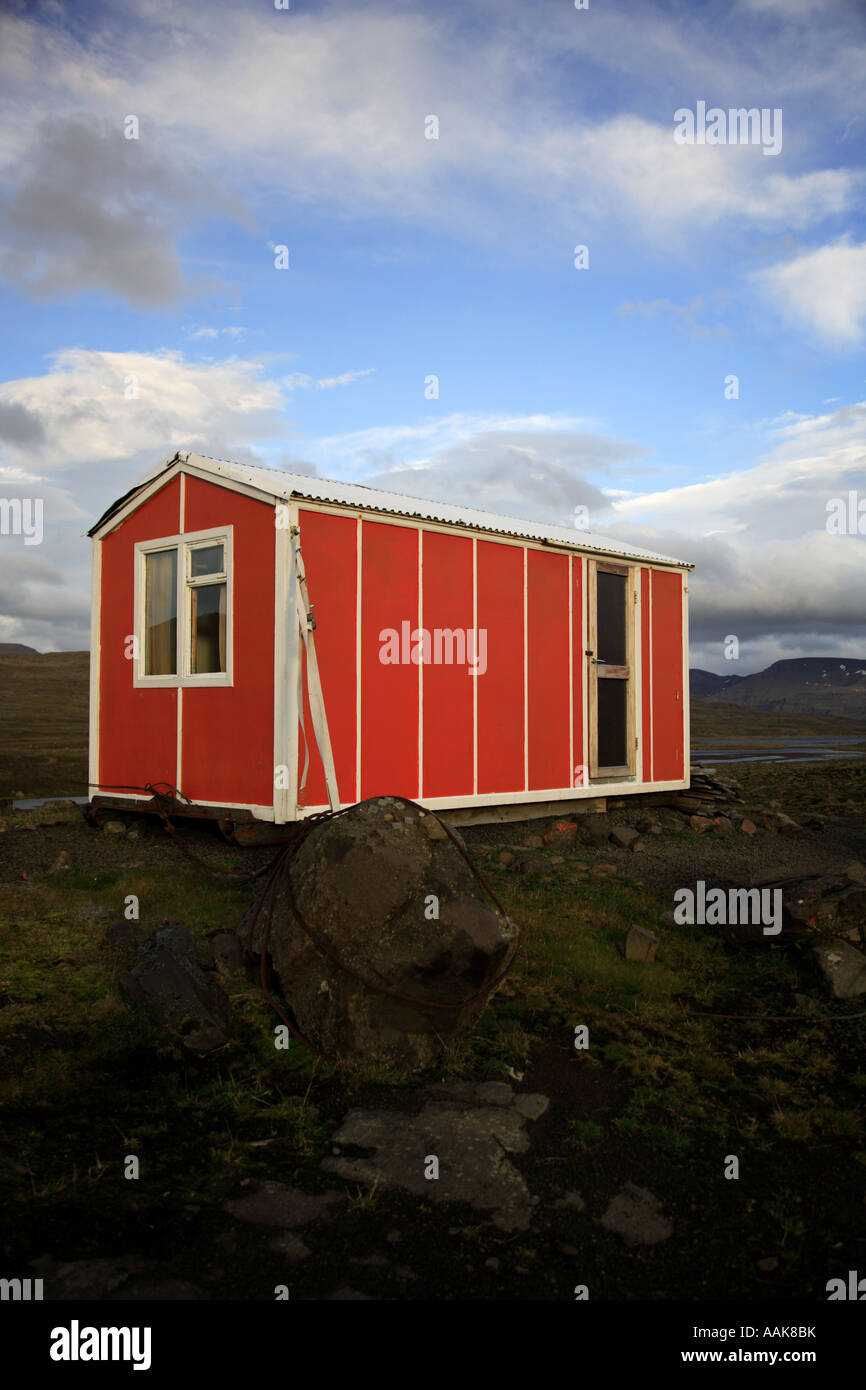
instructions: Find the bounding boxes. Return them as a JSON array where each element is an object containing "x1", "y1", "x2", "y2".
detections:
[
  {"x1": 0, "y1": 348, "x2": 287, "y2": 473},
  {"x1": 315, "y1": 368, "x2": 375, "y2": 390},
  {"x1": 284, "y1": 368, "x2": 375, "y2": 391},
  {"x1": 753, "y1": 240, "x2": 866, "y2": 347},
  {"x1": 0, "y1": 2, "x2": 860, "y2": 305},
  {"x1": 186, "y1": 326, "x2": 247, "y2": 342}
]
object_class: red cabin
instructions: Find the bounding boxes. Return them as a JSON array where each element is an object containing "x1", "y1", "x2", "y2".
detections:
[{"x1": 88, "y1": 451, "x2": 693, "y2": 826}]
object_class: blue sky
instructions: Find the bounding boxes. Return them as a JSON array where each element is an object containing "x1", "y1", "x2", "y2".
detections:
[{"x1": 0, "y1": 0, "x2": 864, "y2": 671}]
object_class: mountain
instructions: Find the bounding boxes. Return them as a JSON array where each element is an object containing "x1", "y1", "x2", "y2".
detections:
[
  {"x1": 689, "y1": 668, "x2": 743, "y2": 699},
  {"x1": 0, "y1": 643, "x2": 39, "y2": 654},
  {"x1": 690, "y1": 658, "x2": 866, "y2": 721}
]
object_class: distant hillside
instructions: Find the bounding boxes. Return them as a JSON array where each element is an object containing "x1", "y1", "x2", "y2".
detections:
[
  {"x1": 690, "y1": 657, "x2": 866, "y2": 721},
  {"x1": 0, "y1": 643, "x2": 39, "y2": 655},
  {"x1": 0, "y1": 651, "x2": 89, "y2": 797},
  {"x1": 689, "y1": 668, "x2": 743, "y2": 699}
]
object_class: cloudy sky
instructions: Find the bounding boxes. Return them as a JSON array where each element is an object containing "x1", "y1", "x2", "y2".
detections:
[{"x1": 0, "y1": 0, "x2": 864, "y2": 672}]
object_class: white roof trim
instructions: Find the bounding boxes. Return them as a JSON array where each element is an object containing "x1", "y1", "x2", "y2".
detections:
[{"x1": 135, "y1": 451, "x2": 694, "y2": 569}]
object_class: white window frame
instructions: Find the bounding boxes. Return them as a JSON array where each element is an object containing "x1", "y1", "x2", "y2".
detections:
[{"x1": 133, "y1": 526, "x2": 234, "y2": 688}]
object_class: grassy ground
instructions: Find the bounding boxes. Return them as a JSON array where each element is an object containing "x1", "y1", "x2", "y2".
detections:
[
  {"x1": 690, "y1": 697, "x2": 866, "y2": 742},
  {"x1": 2, "y1": 656, "x2": 865, "y2": 1297},
  {"x1": 1, "y1": 766, "x2": 865, "y2": 1299},
  {"x1": 0, "y1": 652, "x2": 88, "y2": 798}
]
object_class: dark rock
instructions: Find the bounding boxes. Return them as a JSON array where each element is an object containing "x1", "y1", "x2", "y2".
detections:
[
  {"x1": 513, "y1": 1092, "x2": 549, "y2": 1119},
  {"x1": 225, "y1": 1182, "x2": 344, "y2": 1229},
  {"x1": 475, "y1": 1081, "x2": 513, "y2": 1106},
  {"x1": 31, "y1": 1254, "x2": 204, "y2": 1301},
  {"x1": 322, "y1": 1095, "x2": 540, "y2": 1231},
  {"x1": 210, "y1": 931, "x2": 245, "y2": 974},
  {"x1": 620, "y1": 925, "x2": 659, "y2": 963},
  {"x1": 610, "y1": 825, "x2": 640, "y2": 849},
  {"x1": 544, "y1": 822, "x2": 578, "y2": 849},
  {"x1": 812, "y1": 941, "x2": 866, "y2": 998},
  {"x1": 118, "y1": 928, "x2": 230, "y2": 1053},
  {"x1": 242, "y1": 796, "x2": 519, "y2": 1071},
  {"x1": 597, "y1": 1183, "x2": 673, "y2": 1246},
  {"x1": 579, "y1": 814, "x2": 612, "y2": 847},
  {"x1": 147, "y1": 923, "x2": 212, "y2": 967},
  {"x1": 552, "y1": 1190, "x2": 586, "y2": 1212},
  {"x1": 268, "y1": 1233, "x2": 311, "y2": 1262}
]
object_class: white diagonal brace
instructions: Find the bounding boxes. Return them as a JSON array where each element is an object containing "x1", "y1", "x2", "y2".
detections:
[{"x1": 291, "y1": 528, "x2": 340, "y2": 811}]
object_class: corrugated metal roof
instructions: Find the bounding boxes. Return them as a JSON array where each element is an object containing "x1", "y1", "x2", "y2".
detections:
[{"x1": 96, "y1": 450, "x2": 694, "y2": 568}]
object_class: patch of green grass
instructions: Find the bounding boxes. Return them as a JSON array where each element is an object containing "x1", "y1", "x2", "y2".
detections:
[{"x1": 565, "y1": 1119, "x2": 605, "y2": 1152}]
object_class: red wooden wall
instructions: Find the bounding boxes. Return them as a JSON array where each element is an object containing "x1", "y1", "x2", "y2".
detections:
[
  {"x1": 99, "y1": 480, "x2": 180, "y2": 794},
  {"x1": 296, "y1": 508, "x2": 358, "y2": 806},
  {"x1": 476, "y1": 540, "x2": 524, "y2": 794},
  {"x1": 181, "y1": 477, "x2": 274, "y2": 807},
  {"x1": 97, "y1": 475, "x2": 274, "y2": 809},
  {"x1": 649, "y1": 569, "x2": 684, "y2": 782},
  {"x1": 422, "y1": 530, "x2": 474, "y2": 799}
]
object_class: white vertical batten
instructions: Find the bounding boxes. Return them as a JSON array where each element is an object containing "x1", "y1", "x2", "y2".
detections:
[
  {"x1": 285, "y1": 500, "x2": 301, "y2": 819},
  {"x1": 355, "y1": 516, "x2": 362, "y2": 803},
  {"x1": 523, "y1": 546, "x2": 528, "y2": 791},
  {"x1": 568, "y1": 554, "x2": 574, "y2": 791},
  {"x1": 647, "y1": 571, "x2": 654, "y2": 782},
  {"x1": 682, "y1": 570, "x2": 690, "y2": 785},
  {"x1": 418, "y1": 527, "x2": 424, "y2": 800},
  {"x1": 176, "y1": 472, "x2": 185, "y2": 792},
  {"x1": 87, "y1": 536, "x2": 102, "y2": 796},
  {"x1": 582, "y1": 556, "x2": 589, "y2": 784},
  {"x1": 273, "y1": 498, "x2": 292, "y2": 823},
  {"x1": 472, "y1": 536, "x2": 478, "y2": 797},
  {"x1": 633, "y1": 567, "x2": 642, "y2": 780}
]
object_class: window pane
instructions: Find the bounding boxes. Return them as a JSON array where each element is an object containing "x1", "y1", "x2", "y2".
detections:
[
  {"x1": 596, "y1": 571, "x2": 626, "y2": 665},
  {"x1": 597, "y1": 678, "x2": 627, "y2": 768},
  {"x1": 190, "y1": 582, "x2": 226, "y2": 673},
  {"x1": 144, "y1": 550, "x2": 177, "y2": 675},
  {"x1": 189, "y1": 544, "x2": 224, "y2": 577}
]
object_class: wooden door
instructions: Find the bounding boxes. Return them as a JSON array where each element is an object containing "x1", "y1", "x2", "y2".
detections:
[{"x1": 587, "y1": 560, "x2": 636, "y2": 779}]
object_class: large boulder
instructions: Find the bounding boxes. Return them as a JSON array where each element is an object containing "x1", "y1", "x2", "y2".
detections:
[{"x1": 241, "y1": 797, "x2": 519, "y2": 1071}]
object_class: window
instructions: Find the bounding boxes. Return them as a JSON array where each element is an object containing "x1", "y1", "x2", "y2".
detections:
[
  {"x1": 135, "y1": 528, "x2": 232, "y2": 687},
  {"x1": 144, "y1": 549, "x2": 177, "y2": 675},
  {"x1": 186, "y1": 541, "x2": 227, "y2": 675}
]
